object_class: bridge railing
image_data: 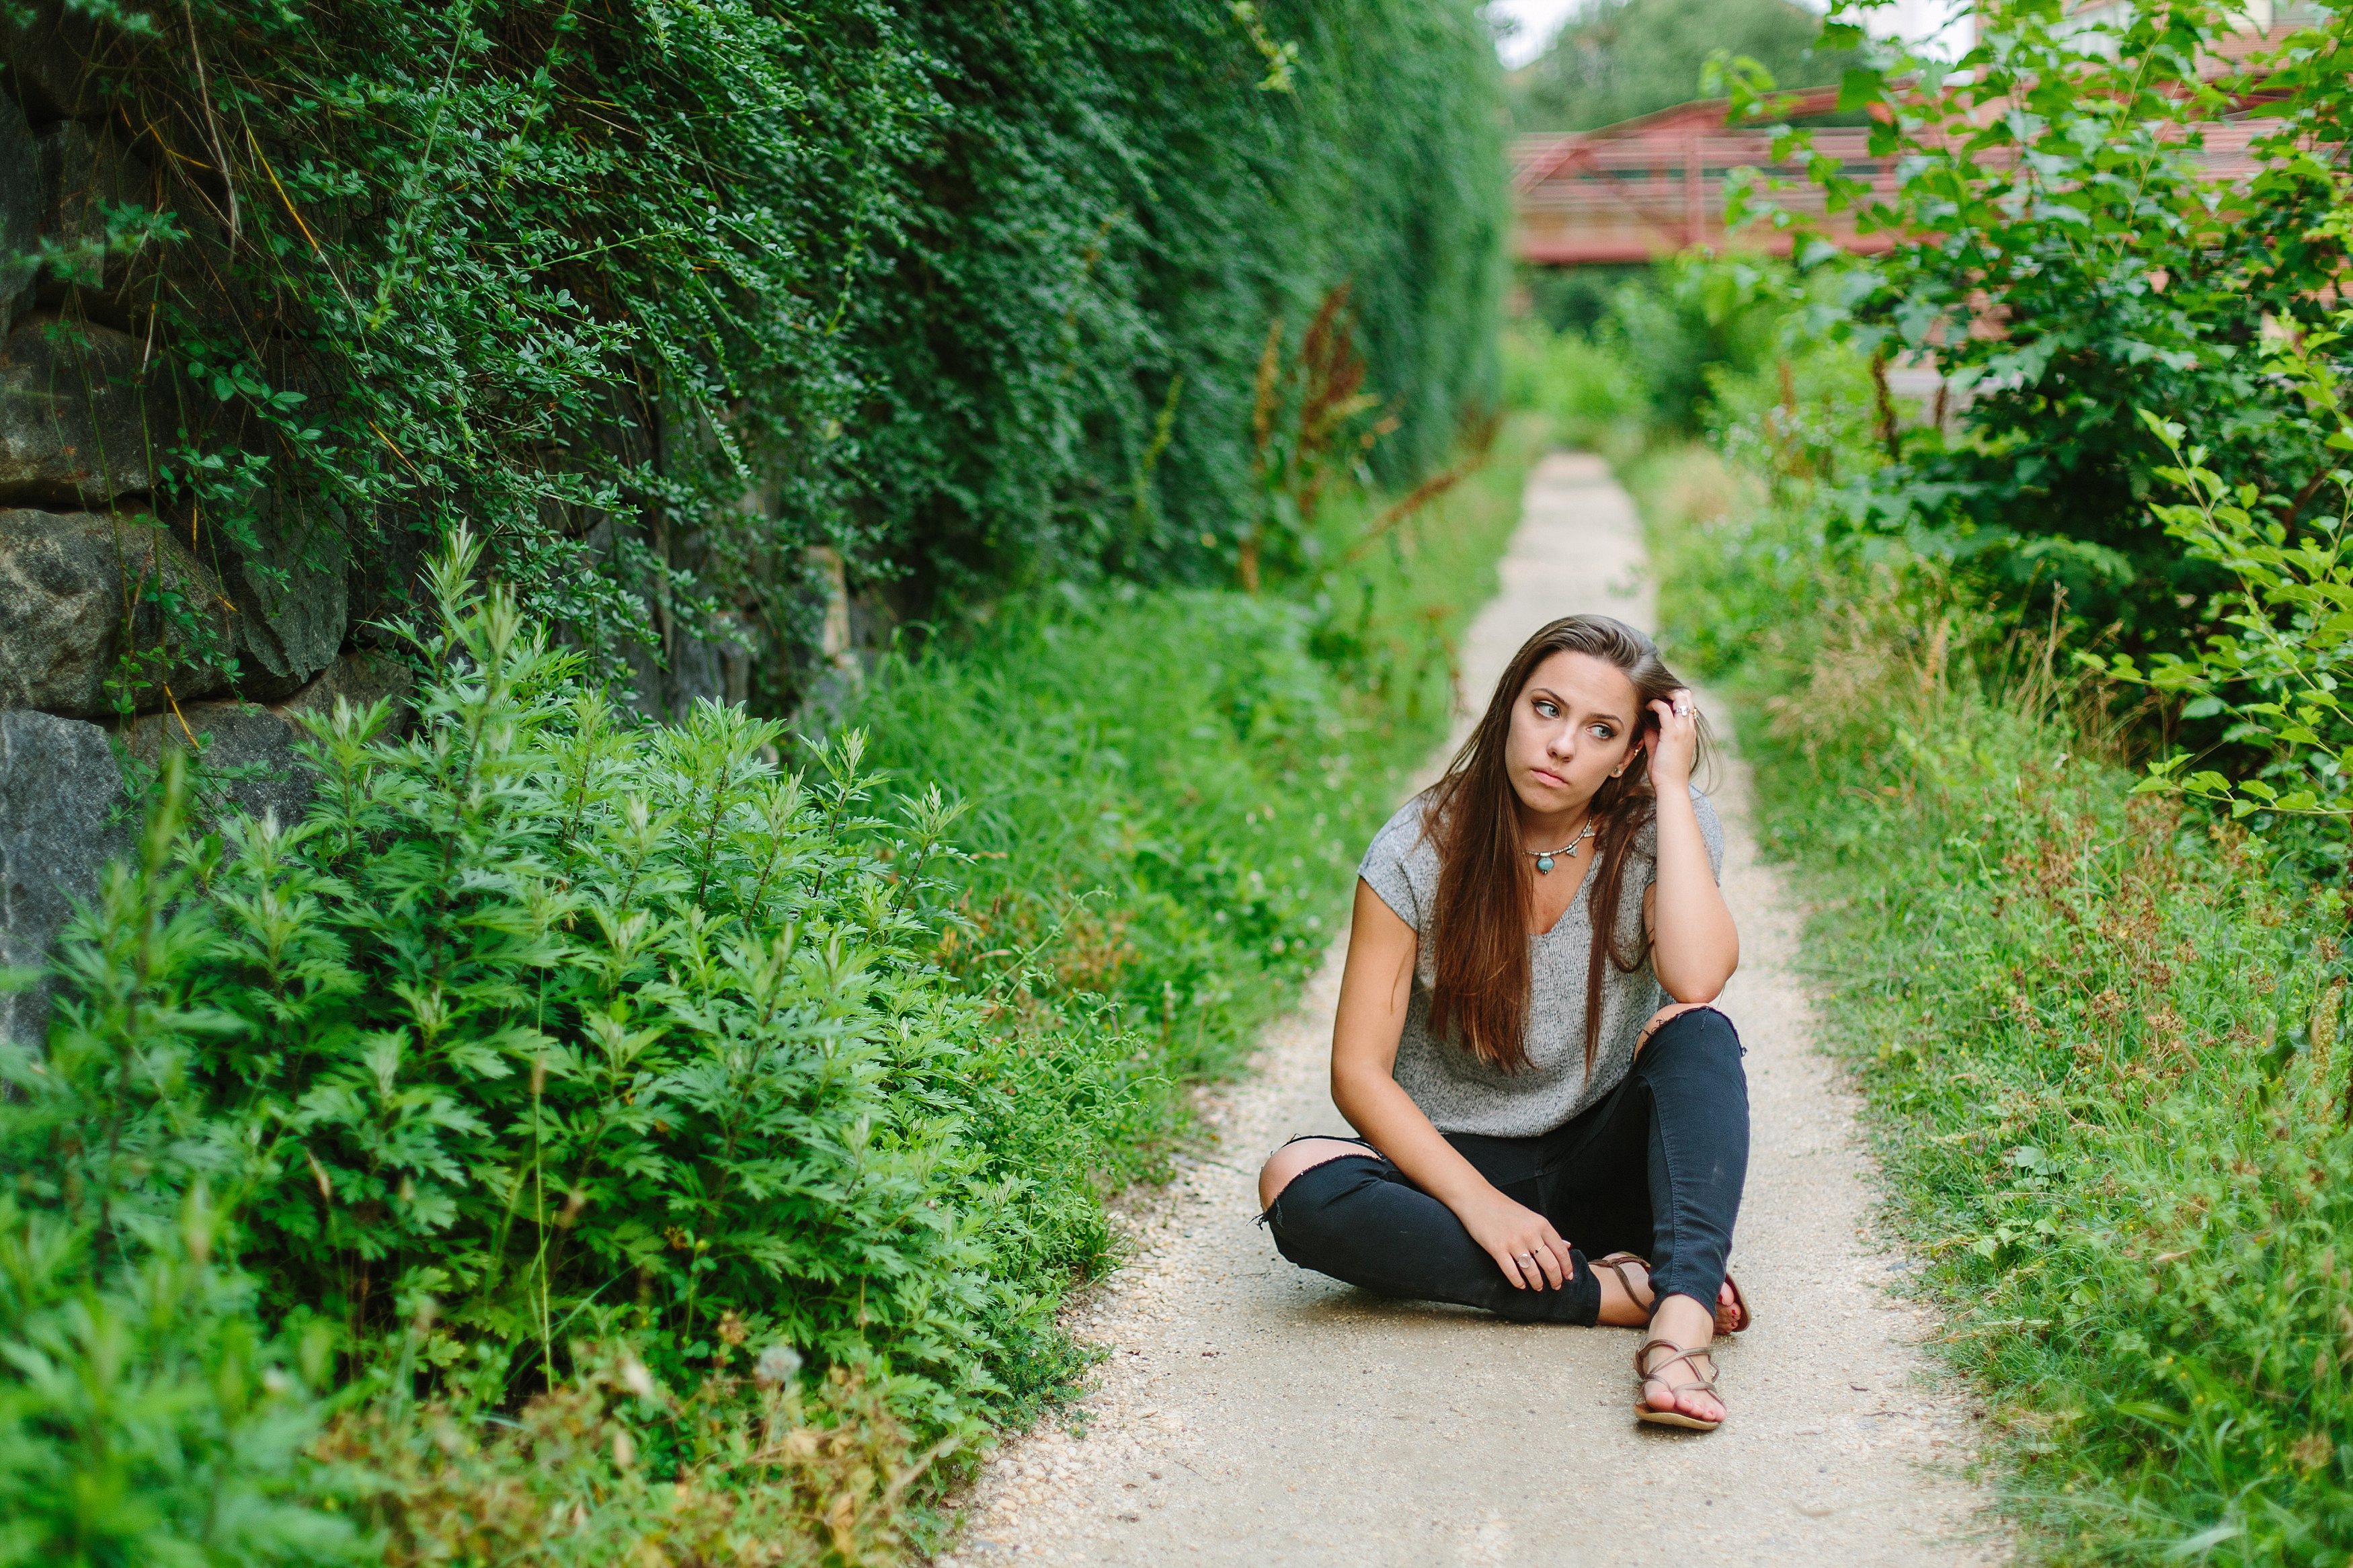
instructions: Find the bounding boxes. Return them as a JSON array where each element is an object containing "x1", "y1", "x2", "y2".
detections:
[{"x1": 1511, "y1": 115, "x2": 2280, "y2": 265}]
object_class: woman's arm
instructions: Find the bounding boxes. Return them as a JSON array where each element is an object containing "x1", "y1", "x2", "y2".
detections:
[
  {"x1": 1640, "y1": 688, "x2": 1739, "y2": 1003},
  {"x1": 1330, "y1": 880, "x2": 1576, "y2": 1292}
]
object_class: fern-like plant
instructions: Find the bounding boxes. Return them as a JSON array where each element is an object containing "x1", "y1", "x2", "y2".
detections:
[{"x1": 13, "y1": 527, "x2": 1008, "y2": 1430}]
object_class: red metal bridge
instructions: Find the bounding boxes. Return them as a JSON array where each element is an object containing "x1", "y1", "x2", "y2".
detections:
[
  {"x1": 1511, "y1": 89, "x2": 1881, "y2": 263},
  {"x1": 1511, "y1": 86, "x2": 2280, "y2": 265}
]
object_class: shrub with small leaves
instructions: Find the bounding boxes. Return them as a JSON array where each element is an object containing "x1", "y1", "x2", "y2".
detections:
[{"x1": 15, "y1": 527, "x2": 1027, "y2": 1438}]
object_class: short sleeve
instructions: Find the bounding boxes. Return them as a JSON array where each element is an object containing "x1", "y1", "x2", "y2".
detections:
[
  {"x1": 1357, "y1": 796, "x2": 1437, "y2": 932},
  {"x1": 1694, "y1": 788, "x2": 1725, "y2": 880},
  {"x1": 1633, "y1": 785, "x2": 1724, "y2": 883}
]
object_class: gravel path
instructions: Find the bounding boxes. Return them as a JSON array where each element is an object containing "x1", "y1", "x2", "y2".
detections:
[{"x1": 934, "y1": 454, "x2": 2003, "y2": 1567}]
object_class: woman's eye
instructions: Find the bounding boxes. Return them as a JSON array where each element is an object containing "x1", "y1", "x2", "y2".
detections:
[
  {"x1": 1590, "y1": 725, "x2": 1614, "y2": 739},
  {"x1": 1533, "y1": 700, "x2": 1559, "y2": 718}
]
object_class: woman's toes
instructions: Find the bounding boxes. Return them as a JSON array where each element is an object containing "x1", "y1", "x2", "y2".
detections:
[
  {"x1": 1714, "y1": 1280, "x2": 1751, "y2": 1335},
  {"x1": 1640, "y1": 1352, "x2": 1722, "y2": 1423}
]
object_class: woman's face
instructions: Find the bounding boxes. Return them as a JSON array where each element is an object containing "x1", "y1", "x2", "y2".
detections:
[{"x1": 1505, "y1": 650, "x2": 1642, "y2": 819}]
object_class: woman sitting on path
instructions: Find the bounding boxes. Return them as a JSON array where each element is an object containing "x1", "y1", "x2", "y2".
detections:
[{"x1": 1257, "y1": 614, "x2": 1749, "y2": 1432}]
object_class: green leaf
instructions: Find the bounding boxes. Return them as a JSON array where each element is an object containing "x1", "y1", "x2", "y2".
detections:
[{"x1": 1837, "y1": 67, "x2": 1882, "y2": 112}]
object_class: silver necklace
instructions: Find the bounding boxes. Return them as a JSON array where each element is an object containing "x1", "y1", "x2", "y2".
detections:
[{"x1": 1526, "y1": 818, "x2": 1596, "y2": 874}]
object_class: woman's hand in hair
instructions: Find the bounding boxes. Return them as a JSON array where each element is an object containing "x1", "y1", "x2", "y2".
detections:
[
  {"x1": 1644, "y1": 686, "x2": 1701, "y2": 790},
  {"x1": 1459, "y1": 1192, "x2": 1577, "y2": 1291}
]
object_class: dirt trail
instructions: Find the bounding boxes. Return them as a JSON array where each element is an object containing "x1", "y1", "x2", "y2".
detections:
[{"x1": 935, "y1": 454, "x2": 2001, "y2": 1567}]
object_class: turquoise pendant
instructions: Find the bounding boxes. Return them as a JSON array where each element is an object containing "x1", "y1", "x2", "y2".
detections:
[{"x1": 1536, "y1": 854, "x2": 1555, "y2": 874}]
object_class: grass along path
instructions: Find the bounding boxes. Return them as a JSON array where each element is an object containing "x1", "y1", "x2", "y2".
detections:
[{"x1": 931, "y1": 454, "x2": 1999, "y2": 1567}]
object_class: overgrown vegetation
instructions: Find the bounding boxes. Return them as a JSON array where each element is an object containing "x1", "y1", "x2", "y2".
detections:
[
  {"x1": 1505, "y1": 255, "x2": 1794, "y2": 447},
  {"x1": 15, "y1": 0, "x2": 1505, "y2": 712},
  {"x1": 0, "y1": 395, "x2": 1537, "y2": 1563},
  {"x1": 1728, "y1": 0, "x2": 2353, "y2": 648},
  {"x1": 854, "y1": 417, "x2": 1530, "y2": 1116},
  {"x1": 1647, "y1": 419, "x2": 2353, "y2": 1561},
  {"x1": 3, "y1": 3, "x2": 1525, "y2": 1556}
]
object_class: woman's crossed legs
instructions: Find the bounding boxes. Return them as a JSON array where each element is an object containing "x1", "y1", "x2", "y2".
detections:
[{"x1": 1257, "y1": 1005, "x2": 1749, "y2": 1423}]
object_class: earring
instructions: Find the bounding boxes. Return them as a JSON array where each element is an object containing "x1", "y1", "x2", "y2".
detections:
[{"x1": 1611, "y1": 765, "x2": 1626, "y2": 778}]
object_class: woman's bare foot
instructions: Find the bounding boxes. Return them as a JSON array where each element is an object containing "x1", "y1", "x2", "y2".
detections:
[
  {"x1": 1636, "y1": 1292, "x2": 1724, "y2": 1427},
  {"x1": 1593, "y1": 1256, "x2": 1743, "y2": 1332}
]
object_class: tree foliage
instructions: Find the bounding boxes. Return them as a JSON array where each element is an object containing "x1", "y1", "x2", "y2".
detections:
[
  {"x1": 1511, "y1": 0, "x2": 1853, "y2": 132},
  {"x1": 1731, "y1": 0, "x2": 2352, "y2": 647}
]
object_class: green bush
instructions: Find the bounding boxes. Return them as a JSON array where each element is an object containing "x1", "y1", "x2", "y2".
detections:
[
  {"x1": 21, "y1": 532, "x2": 1014, "y2": 1417},
  {"x1": 1, "y1": 529, "x2": 1071, "y2": 1561},
  {"x1": 1736, "y1": 0, "x2": 2353, "y2": 646},
  {"x1": 2084, "y1": 399, "x2": 2353, "y2": 842}
]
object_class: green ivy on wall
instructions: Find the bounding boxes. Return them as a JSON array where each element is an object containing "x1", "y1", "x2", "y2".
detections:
[{"x1": 17, "y1": 0, "x2": 1506, "y2": 714}]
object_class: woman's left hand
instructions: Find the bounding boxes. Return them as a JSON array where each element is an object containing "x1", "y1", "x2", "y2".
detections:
[{"x1": 1646, "y1": 688, "x2": 1700, "y2": 789}]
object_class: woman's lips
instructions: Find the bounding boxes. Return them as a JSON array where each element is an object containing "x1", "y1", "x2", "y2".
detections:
[{"x1": 1530, "y1": 767, "x2": 1568, "y2": 788}]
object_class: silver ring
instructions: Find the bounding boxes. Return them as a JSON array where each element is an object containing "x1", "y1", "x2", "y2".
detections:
[{"x1": 1673, "y1": 700, "x2": 1691, "y2": 716}]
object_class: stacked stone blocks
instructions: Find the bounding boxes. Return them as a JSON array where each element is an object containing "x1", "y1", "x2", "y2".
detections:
[{"x1": 1, "y1": 4, "x2": 376, "y2": 1042}]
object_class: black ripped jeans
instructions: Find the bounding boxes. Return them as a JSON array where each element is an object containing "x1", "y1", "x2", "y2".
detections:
[{"x1": 1262, "y1": 1006, "x2": 1749, "y2": 1325}]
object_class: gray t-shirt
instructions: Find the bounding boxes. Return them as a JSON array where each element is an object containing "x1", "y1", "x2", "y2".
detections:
[{"x1": 1357, "y1": 786, "x2": 1726, "y2": 1137}]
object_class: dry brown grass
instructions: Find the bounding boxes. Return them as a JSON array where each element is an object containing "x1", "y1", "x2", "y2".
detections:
[{"x1": 321, "y1": 1352, "x2": 941, "y2": 1567}]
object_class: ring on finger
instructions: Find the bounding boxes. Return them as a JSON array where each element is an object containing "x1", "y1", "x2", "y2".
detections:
[{"x1": 1673, "y1": 699, "x2": 1691, "y2": 716}]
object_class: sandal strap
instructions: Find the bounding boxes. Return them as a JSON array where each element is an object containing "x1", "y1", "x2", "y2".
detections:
[
  {"x1": 1633, "y1": 1337, "x2": 1719, "y2": 1392},
  {"x1": 1595, "y1": 1251, "x2": 1655, "y2": 1313}
]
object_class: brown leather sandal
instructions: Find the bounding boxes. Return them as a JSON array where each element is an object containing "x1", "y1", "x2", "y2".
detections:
[
  {"x1": 1633, "y1": 1338, "x2": 1724, "y2": 1432},
  {"x1": 1593, "y1": 1252, "x2": 1753, "y2": 1335},
  {"x1": 1718, "y1": 1270, "x2": 1753, "y2": 1333},
  {"x1": 1595, "y1": 1251, "x2": 1652, "y2": 1310}
]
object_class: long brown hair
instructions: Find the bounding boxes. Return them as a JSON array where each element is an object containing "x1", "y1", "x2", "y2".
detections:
[{"x1": 1423, "y1": 616, "x2": 1706, "y2": 1073}]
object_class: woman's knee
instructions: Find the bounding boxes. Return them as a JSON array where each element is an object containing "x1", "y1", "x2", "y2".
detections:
[
  {"x1": 1634, "y1": 999, "x2": 1715, "y2": 1055},
  {"x1": 1257, "y1": 1137, "x2": 1375, "y2": 1212},
  {"x1": 1636, "y1": 1003, "x2": 1743, "y2": 1069}
]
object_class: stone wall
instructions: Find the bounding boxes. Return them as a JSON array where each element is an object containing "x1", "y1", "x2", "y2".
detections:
[
  {"x1": 0, "y1": 7, "x2": 377, "y2": 1043},
  {"x1": 0, "y1": 5, "x2": 865, "y2": 1046}
]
